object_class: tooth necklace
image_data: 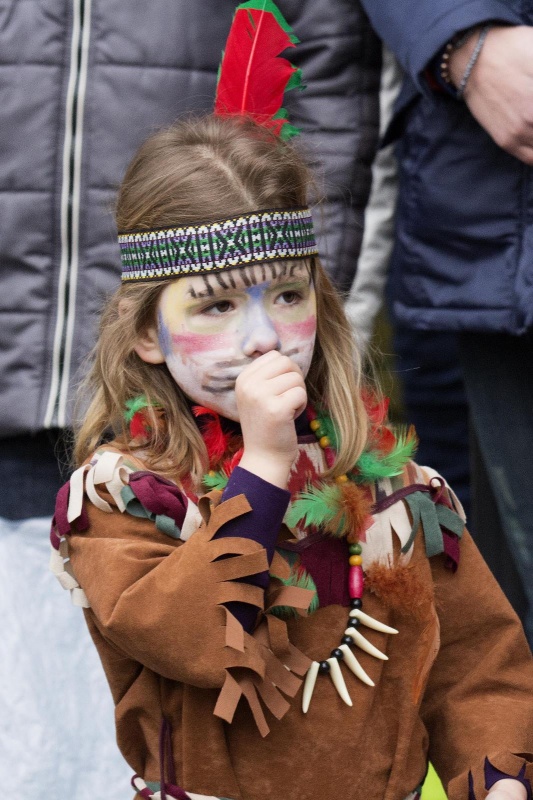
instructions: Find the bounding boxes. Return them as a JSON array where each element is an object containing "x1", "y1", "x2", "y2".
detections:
[
  {"x1": 188, "y1": 402, "x2": 411, "y2": 713},
  {"x1": 301, "y1": 407, "x2": 399, "y2": 713}
]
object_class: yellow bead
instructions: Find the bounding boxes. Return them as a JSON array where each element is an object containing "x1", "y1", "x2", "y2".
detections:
[
  {"x1": 208, "y1": 470, "x2": 216, "y2": 477},
  {"x1": 335, "y1": 474, "x2": 348, "y2": 484},
  {"x1": 310, "y1": 419, "x2": 321, "y2": 431},
  {"x1": 349, "y1": 554, "x2": 363, "y2": 566},
  {"x1": 319, "y1": 436, "x2": 330, "y2": 449}
]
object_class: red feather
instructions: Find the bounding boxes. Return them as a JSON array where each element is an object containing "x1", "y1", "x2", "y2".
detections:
[
  {"x1": 129, "y1": 410, "x2": 150, "y2": 440},
  {"x1": 192, "y1": 406, "x2": 230, "y2": 463},
  {"x1": 215, "y1": 1, "x2": 301, "y2": 138}
]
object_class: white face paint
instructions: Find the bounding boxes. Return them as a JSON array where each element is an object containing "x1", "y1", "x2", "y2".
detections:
[{"x1": 157, "y1": 260, "x2": 317, "y2": 420}]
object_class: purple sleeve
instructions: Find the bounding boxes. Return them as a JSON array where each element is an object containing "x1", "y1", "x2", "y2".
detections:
[
  {"x1": 484, "y1": 758, "x2": 532, "y2": 800},
  {"x1": 469, "y1": 759, "x2": 532, "y2": 800},
  {"x1": 215, "y1": 467, "x2": 290, "y2": 632}
]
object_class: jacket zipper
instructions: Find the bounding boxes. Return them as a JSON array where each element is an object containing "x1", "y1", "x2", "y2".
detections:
[{"x1": 44, "y1": 0, "x2": 92, "y2": 429}]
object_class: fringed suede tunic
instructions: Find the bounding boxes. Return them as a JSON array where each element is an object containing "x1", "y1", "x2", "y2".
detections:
[{"x1": 50, "y1": 435, "x2": 533, "y2": 800}]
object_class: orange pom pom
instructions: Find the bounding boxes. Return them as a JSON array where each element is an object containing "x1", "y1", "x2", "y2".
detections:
[{"x1": 340, "y1": 482, "x2": 372, "y2": 543}]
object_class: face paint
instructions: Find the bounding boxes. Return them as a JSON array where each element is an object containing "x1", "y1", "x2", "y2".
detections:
[{"x1": 157, "y1": 261, "x2": 317, "y2": 420}]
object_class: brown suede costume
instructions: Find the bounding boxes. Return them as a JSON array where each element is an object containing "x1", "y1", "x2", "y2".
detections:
[{"x1": 63, "y1": 446, "x2": 533, "y2": 800}]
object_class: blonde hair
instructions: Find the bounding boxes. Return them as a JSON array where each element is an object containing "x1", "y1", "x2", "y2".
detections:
[{"x1": 75, "y1": 115, "x2": 369, "y2": 487}]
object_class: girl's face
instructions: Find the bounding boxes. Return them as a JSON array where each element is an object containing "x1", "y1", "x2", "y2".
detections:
[{"x1": 156, "y1": 260, "x2": 317, "y2": 420}]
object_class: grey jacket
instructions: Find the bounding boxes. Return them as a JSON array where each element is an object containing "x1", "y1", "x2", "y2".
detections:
[{"x1": 0, "y1": 0, "x2": 380, "y2": 438}]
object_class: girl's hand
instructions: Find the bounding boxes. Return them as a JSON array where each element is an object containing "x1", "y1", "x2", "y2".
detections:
[
  {"x1": 236, "y1": 351, "x2": 307, "y2": 489},
  {"x1": 487, "y1": 779, "x2": 528, "y2": 800}
]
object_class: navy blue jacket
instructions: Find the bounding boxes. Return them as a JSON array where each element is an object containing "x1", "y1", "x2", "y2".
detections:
[{"x1": 362, "y1": 0, "x2": 533, "y2": 334}]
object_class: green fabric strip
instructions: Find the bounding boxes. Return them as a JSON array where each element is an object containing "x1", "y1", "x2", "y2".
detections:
[
  {"x1": 401, "y1": 491, "x2": 464, "y2": 558},
  {"x1": 121, "y1": 486, "x2": 182, "y2": 539}
]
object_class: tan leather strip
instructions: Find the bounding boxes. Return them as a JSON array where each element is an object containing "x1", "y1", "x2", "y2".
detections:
[
  {"x1": 239, "y1": 677, "x2": 270, "y2": 738},
  {"x1": 265, "y1": 584, "x2": 315, "y2": 613},
  {"x1": 265, "y1": 613, "x2": 291, "y2": 660},
  {"x1": 210, "y1": 549, "x2": 269, "y2": 582},
  {"x1": 412, "y1": 605, "x2": 440, "y2": 704},
  {"x1": 213, "y1": 671, "x2": 242, "y2": 724},
  {"x1": 284, "y1": 642, "x2": 313, "y2": 675},
  {"x1": 208, "y1": 536, "x2": 264, "y2": 559},
  {"x1": 253, "y1": 675, "x2": 291, "y2": 720},
  {"x1": 217, "y1": 582, "x2": 264, "y2": 609},
  {"x1": 263, "y1": 648, "x2": 302, "y2": 697},
  {"x1": 224, "y1": 648, "x2": 266, "y2": 679},
  {"x1": 269, "y1": 550, "x2": 292, "y2": 580},
  {"x1": 224, "y1": 607, "x2": 245, "y2": 653},
  {"x1": 198, "y1": 491, "x2": 221, "y2": 524},
  {"x1": 204, "y1": 494, "x2": 252, "y2": 540}
]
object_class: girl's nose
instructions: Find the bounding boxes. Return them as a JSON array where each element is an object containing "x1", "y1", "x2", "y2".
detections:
[{"x1": 241, "y1": 306, "x2": 281, "y2": 358}]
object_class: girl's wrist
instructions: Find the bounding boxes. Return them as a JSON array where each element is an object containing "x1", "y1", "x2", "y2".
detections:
[
  {"x1": 238, "y1": 450, "x2": 292, "y2": 490},
  {"x1": 488, "y1": 779, "x2": 528, "y2": 800}
]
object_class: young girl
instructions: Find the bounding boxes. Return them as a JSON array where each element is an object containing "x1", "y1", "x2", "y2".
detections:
[{"x1": 49, "y1": 79, "x2": 533, "y2": 800}]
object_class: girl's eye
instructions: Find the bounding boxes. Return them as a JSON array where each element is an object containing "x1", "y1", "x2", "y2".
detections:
[
  {"x1": 202, "y1": 300, "x2": 234, "y2": 316},
  {"x1": 277, "y1": 290, "x2": 302, "y2": 305}
]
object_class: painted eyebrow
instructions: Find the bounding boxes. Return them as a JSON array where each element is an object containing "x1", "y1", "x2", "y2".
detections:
[{"x1": 186, "y1": 262, "x2": 310, "y2": 299}]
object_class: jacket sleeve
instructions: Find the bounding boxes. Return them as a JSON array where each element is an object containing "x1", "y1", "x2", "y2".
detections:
[
  {"x1": 420, "y1": 528, "x2": 533, "y2": 800},
  {"x1": 359, "y1": 0, "x2": 522, "y2": 91},
  {"x1": 281, "y1": 0, "x2": 382, "y2": 294},
  {"x1": 60, "y1": 457, "x2": 314, "y2": 736}
]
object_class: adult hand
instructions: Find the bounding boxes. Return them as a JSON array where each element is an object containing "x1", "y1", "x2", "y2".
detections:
[
  {"x1": 236, "y1": 351, "x2": 307, "y2": 489},
  {"x1": 449, "y1": 25, "x2": 533, "y2": 165}
]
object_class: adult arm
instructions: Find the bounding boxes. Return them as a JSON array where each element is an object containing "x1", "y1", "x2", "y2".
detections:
[
  {"x1": 448, "y1": 25, "x2": 533, "y2": 165},
  {"x1": 359, "y1": 0, "x2": 520, "y2": 92},
  {"x1": 361, "y1": 0, "x2": 533, "y2": 164}
]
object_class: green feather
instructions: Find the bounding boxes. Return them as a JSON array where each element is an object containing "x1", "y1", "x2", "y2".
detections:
[
  {"x1": 285, "y1": 482, "x2": 344, "y2": 535},
  {"x1": 269, "y1": 563, "x2": 319, "y2": 619},
  {"x1": 285, "y1": 67, "x2": 303, "y2": 92},
  {"x1": 238, "y1": 0, "x2": 300, "y2": 44},
  {"x1": 314, "y1": 407, "x2": 340, "y2": 450},
  {"x1": 354, "y1": 427, "x2": 418, "y2": 483},
  {"x1": 202, "y1": 471, "x2": 229, "y2": 491},
  {"x1": 124, "y1": 395, "x2": 150, "y2": 423}
]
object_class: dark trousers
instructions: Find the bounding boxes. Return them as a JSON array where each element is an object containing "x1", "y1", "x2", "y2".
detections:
[{"x1": 459, "y1": 332, "x2": 533, "y2": 646}]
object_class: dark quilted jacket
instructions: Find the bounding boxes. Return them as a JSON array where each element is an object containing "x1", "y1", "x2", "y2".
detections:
[{"x1": 0, "y1": 0, "x2": 380, "y2": 438}]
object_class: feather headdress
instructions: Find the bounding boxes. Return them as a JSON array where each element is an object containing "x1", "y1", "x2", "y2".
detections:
[{"x1": 214, "y1": 0, "x2": 303, "y2": 139}]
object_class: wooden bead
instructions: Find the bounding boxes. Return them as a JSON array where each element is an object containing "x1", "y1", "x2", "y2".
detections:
[
  {"x1": 319, "y1": 436, "x2": 330, "y2": 448},
  {"x1": 335, "y1": 474, "x2": 349, "y2": 484},
  {"x1": 349, "y1": 542, "x2": 362, "y2": 555},
  {"x1": 309, "y1": 419, "x2": 321, "y2": 431},
  {"x1": 348, "y1": 565, "x2": 364, "y2": 599},
  {"x1": 349, "y1": 554, "x2": 363, "y2": 566}
]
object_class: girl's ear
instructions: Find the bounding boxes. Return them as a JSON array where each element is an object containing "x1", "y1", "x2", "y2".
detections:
[
  {"x1": 118, "y1": 298, "x2": 165, "y2": 365},
  {"x1": 134, "y1": 326, "x2": 165, "y2": 365}
]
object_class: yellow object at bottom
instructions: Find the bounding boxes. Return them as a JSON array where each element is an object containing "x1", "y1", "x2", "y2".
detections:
[{"x1": 422, "y1": 763, "x2": 447, "y2": 800}]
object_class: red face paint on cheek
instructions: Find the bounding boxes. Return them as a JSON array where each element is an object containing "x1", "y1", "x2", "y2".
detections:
[
  {"x1": 171, "y1": 331, "x2": 234, "y2": 356},
  {"x1": 274, "y1": 314, "x2": 317, "y2": 340}
]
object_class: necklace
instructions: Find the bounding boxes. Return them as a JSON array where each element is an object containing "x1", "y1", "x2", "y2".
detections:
[
  {"x1": 195, "y1": 402, "x2": 417, "y2": 712},
  {"x1": 300, "y1": 406, "x2": 400, "y2": 712}
]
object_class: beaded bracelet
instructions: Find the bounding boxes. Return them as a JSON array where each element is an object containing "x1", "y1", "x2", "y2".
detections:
[
  {"x1": 456, "y1": 24, "x2": 492, "y2": 99},
  {"x1": 439, "y1": 26, "x2": 478, "y2": 88},
  {"x1": 440, "y1": 24, "x2": 492, "y2": 99}
]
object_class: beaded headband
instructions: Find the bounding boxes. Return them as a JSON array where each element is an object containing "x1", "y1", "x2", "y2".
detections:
[{"x1": 119, "y1": 207, "x2": 318, "y2": 282}]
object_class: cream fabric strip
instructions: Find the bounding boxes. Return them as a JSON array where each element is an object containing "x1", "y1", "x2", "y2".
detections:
[{"x1": 180, "y1": 499, "x2": 203, "y2": 541}]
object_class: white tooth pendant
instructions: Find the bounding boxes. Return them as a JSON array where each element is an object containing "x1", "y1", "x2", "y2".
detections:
[
  {"x1": 339, "y1": 644, "x2": 375, "y2": 687},
  {"x1": 327, "y1": 657, "x2": 353, "y2": 706},
  {"x1": 349, "y1": 608, "x2": 398, "y2": 635},
  {"x1": 302, "y1": 661, "x2": 320, "y2": 713},
  {"x1": 345, "y1": 627, "x2": 389, "y2": 661}
]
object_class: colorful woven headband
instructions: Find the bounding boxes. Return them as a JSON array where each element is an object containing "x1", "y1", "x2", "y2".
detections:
[{"x1": 119, "y1": 207, "x2": 318, "y2": 282}]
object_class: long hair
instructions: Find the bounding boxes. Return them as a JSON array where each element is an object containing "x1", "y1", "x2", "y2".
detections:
[{"x1": 75, "y1": 115, "x2": 369, "y2": 486}]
